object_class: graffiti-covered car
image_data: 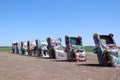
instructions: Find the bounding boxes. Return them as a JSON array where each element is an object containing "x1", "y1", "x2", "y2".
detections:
[
  {"x1": 39, "y1": 40, "x2": 49, "y2": 57},
  {"x1": 47, "y1": 38, "x2": 65, "y2": 59},
  {"x1": 28, "y1": 40, "x2": 37, "y2": 56},
  {"x1": 93, "y1": 33, "x2": 120, "y2": 67},
  {"x1": 12, "y1": 43, "x2": 17, "y2": 53},
  {"x1": 65, "y1": 36, "x2": 86, "y2": 62},
  {"x1": 21, "y1": 41, "x2": 29, "y2": 55},
  {"x1": 17, "y1": 42, "x2": 22, "y2": 54}
]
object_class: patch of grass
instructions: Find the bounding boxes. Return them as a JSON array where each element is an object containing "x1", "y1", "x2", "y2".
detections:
[
  {"x1": 0, "y1": 46, "x2": 118, "y2": 52},
  {"x1": 84, "y1": 46, "x2": 120, "y2": 52},
  {"x1": 118, "y1": 47, "x2": 120, "y2": 49},
  {"x1": 84, "y1": 46, "x2": 95, "y2": 52},
  {"x1": 0, "y1": 47, "x2": 12, "y2": 52}
]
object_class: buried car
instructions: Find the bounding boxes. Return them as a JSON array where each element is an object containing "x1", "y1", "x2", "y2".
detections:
[
  {"x1": 21, "y1": 41, "x2": 29, "y2": 55},
  {"x1": 12, "y1": 42, "x2": 22, "y2": 54},
  {"x1": 12, "y1": 43, "x2": 17, "y2": 53},
  {"x1": 93, "y1": 33, "x2": 120, "y2": 67},
  {"x1": 39, "y1": 40, "x2": 49, "y2": 57},
  {"x1": 65, "y1": 36, "x2": 86, "y2": 62},
  {"x1": 28, "y1": 40, "x2": 37, "y2": 56},
  {"x1": 47, "y1": 38, "x2": 65, "y2": 59},
  {"x1": 16, "y1": 42, "x2": 22, "y2": 54}
]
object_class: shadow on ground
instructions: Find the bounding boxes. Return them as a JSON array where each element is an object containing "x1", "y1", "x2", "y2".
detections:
[
  {"x1": 51, "y1": 59, "x2": 68, "y2": 62},
  {"x1": 77, "y1": 64, "x2": 101, "y2": 67},
  {"x1": 77, "y1": 63, "x2": 113, "y2": 67}
]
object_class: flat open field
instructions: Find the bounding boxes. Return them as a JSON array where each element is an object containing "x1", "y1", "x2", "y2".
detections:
[{"x1": 0, "y1": 52, "x2": 120, "y2": 80}]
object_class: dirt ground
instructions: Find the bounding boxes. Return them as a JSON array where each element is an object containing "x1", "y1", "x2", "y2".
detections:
[{"x1": 0, "y1": 52, "x2": 120, "y2": 80}]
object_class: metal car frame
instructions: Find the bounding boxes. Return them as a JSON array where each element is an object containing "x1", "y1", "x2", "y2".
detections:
[
  {"x1": 65, "y1": 36, "x2": 86, "y2": 62},
  {"x1": 93, "y1": 33, "x2": 120, "y2": 67},
  {"x1": 47, "y1": 38, "x2": 65, "y2": 59}
]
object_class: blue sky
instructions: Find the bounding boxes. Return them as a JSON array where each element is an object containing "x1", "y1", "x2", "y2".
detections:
[{"x1": 0, "y1": 0, "x2": 120, "y2": 46}]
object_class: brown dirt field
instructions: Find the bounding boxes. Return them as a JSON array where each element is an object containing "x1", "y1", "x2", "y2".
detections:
[{"x1": 0, "y1": 52, "x2": 120, "y2": 80}]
